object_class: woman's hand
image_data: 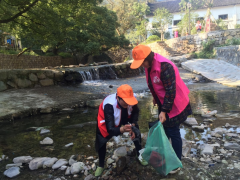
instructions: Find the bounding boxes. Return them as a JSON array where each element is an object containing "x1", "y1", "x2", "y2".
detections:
[
  {"x1": 129, "y1": 131, "x2": 135, "y2": 140},
  {"x1": 159, "y1": 112, "x2": 166, "y2": 123},
  {"x1": 120, "y1": 124, "x2": 132, "y2": 133}
]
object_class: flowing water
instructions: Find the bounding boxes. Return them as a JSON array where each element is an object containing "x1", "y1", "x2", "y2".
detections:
[{"x1": 1, "y1": 89, "x2": 240, "y2": 179}]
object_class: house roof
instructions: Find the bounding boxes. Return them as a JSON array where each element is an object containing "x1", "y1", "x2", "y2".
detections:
[{"x1": 147, "y1": 0, "x2": 240, "y2": 16}]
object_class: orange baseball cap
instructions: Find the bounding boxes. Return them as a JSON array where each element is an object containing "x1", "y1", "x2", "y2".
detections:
[
  {"x1": 131, "y1": 45, "x2": 151, "y2": 69},
  {"x1": 117, "y1": 84, "x2": 138, "y2": 105}
]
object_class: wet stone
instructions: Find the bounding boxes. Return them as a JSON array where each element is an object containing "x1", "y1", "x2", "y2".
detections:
[
  {"x1": 52, "y1": 159, "x2": 68, "y2": 169},
  {"x1": 13, "y1": 156, "x2": 33, "y2": 164},
  {"x1": 40, "y1": 137, "x2": 53, "y2": 145},
  {"x1": 4, "y1": 167, "x2": 20, "y2": 178},
  {"x1": 6, "y1": 163, "x2": 22, "y2": 170},
  {"x1": 184, "y1": 117, "x2": 198, "y2": 126}
]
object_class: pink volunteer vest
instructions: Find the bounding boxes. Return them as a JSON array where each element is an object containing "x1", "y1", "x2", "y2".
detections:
[{"x1": 145, "y1": 53, "x2": 190, "y2": 118}]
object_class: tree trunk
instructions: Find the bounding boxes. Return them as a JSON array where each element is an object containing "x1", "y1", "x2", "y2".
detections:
[{"x1": 17, "y1": 46, "x2": 32, "y2": 57}]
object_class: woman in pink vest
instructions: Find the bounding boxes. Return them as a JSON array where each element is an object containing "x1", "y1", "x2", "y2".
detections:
[{"x1": 130, "y1": 45, "x2": 192, "y2": 174}]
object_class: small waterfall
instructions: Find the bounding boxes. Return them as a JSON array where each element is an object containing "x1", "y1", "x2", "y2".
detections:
[
  {"x1": 91, "y1": 68, "x2": 99, "y2": 80},
  {"x1": 108, "y1": 67, "x2": 117, "y2": 79},
  {"x1": 79, "y1": 71, "x2": 87, "y2": 81},
  {"x1": 85, "y1": 71, "x2": 92, "y2": 81}
]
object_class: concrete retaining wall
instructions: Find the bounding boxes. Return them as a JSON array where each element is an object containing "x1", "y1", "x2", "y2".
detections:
[{"x1": 215, "y1": 45, "x2": 240, "y2": 66}]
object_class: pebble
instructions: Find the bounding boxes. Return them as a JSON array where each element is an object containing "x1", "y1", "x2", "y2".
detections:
[
  {"x1": 40, "y1": 129, "x2": 51, "y2": 135},
  {"x1": 43, "y1": 157, "x2": 58, "y2": 168},
  {"x1": 65, "y1": 143, "x2": 74, "y2": 147},
  {"x1": 71, "y1": 162, "x2": 85, "y2": 174},
  {"x1": 29, "y1": 157, "x2": 51, "y2": 170},
  {"x1": 60, "y1": 166, "x2": 68, "y2": 171},
  {"x1": 91, "y1": 163, "x2": 96, "y2": 171},
  {"x1": 52, "y1": 159, "x2": 68, "y2": 169},
  {"x1": 40, "y1": 137, "x2": 53, "y2": 145}
]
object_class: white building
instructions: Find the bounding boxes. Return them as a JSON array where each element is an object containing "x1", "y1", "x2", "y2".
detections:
[{"x1": 147, "y1": 0, "x2": 240, "y2": 38}]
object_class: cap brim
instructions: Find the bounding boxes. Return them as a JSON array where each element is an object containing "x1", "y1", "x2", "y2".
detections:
[
  {"x1": 130, "y1": 59, "x2": 144, "y2": 69},
  {"x1": 122, "y1": 96, "x2": 138, "y2": 106}
]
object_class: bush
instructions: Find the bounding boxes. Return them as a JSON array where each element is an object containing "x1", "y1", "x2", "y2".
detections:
[
  {"x1": 235, "y1": 24, "x2": 240, "y2": 29},
  {"x1": 194, "y1": 40, "x2": 216, "y2": 59},
  {"x1": 45, "y1": 52, "x2": 55, "y2": 56},
  {"x1": 164, "y1": 32, "x2": 170, "y2": 39},
  {"x1": 58, "y1": 52, "x2": 72, "y2": 58},
  {"x1": 150, "y1": 29, "x2": 161, "y2": 38},
  {"x1": 146, "y1": 35, "x2": 161, "y2": 42},
  {"x1": 226, "y1": 38, "x2": 240, "y2": 45}
]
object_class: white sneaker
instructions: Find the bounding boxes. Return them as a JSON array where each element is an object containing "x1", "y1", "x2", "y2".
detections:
[{"x1": 169, "y1": 167, "x2": 181, "y2": 174}]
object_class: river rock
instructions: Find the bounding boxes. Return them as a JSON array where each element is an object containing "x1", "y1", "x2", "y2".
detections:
[
  {"x1": 52, "y1": 159, "x2": 68, "y2": 169},
  {"x1": 60, "y1": 166, "x2": 68, "y2": 171},
  {"x1": 107, "y1": 158, "x2": 115, "y2": 166},
  {"x1": 65, "y1": 167, "x2": 71, "y2": 175},
  {"x1": 69, "y1": 155, "x2": 77, "y2": 166},
  {"x1": 15, "y1": 78, "x2": 32, "y2": 88},
  {"x1": 192, "y1": 126, "x2": 204, "y2": 132},
  {"x1": 116, "y1": 156, "x2": 127, "y2": 174},
  {"x1": 6, "y1": 163, "x2": 22, "y2": 170},
  {"x1": 29, "y1": 73, "x2": 38, "y2": 82},
  {"x1": 29, "y1": 157, "x2": 51, "y2": 170},
  {"x1": 13, "y1": 156, "x2": 33, "y2": 164},
  {"x1": 40, "y1": 79, "x2": 54, "y2": 86},
  {"x1": 40, "y1": 129, "x2": 51, "y2": 135},
  {"x1": 224, "y1": 142, "x2": 240, "y2": 150},
  {"x1": 205, "y1": 110, "x2": 217, "y2": 117},
  {"x1": 4, "y1": 167, "x2": 20, "y2": 178},
  {"x1": 40, "y1": 137, "x2": 53, "y2": 145},
  {"x1": 86, "y1": 99, "x2": 103, "y2": 108},
  {"x1": 225, "y1": 123, "x2": 231, "y2": 128},
  {"x1": 201, "y1": 144, "x2": 214, "y2": 155},
  {"x1": 114, "y1": 146, "x2": 127, "y2": 157},
  {"x1": 84, "y1": 174, "x2": 95, "y2": 180},
  {"x1": 91, "y1": 163, "x2": 96, "y2": 171},
  {"x1": 43, "y1": 158, "x2": 58, "y2": 168},
  {"x1": 70, "y1": 162, "x2": 85, "y2": 174},
  {"x1": 184, "y1": 118, "x2": 198, "y2": 126},
  {"x1": 226, "y1": 133, "x2": 238, "y2": 137}
]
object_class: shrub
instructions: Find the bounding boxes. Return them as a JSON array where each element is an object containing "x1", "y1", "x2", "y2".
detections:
[
  {"x1": 146, "y1": 35, "x2": 161, "y2": 42},
  {"x1": 235, "y1": 24, "x2": 240, "y2": 29},
  {"x1": 226, "y1": 38, "x2": 240, "y2": 45},
  {"x1": 194, "y1": 40, "x2": 216, "y2": 59},
  {"x1": 58, "y1": 52, "x2": 72, "y2": 58},
  {"x1": 45, "y1": 52, "x2": 55, "y2": 56}
]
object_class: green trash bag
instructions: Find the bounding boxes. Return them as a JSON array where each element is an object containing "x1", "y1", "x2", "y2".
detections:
[{"x1": 142, "y1": 121, "x2": 182, "y2": 175}]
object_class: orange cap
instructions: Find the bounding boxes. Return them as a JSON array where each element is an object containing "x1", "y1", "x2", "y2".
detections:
[
  {"x1": 131, "y1": 45, "x2": 151, "y2": 69},
  {"x1": 117, "y1": 84, "x2": 138, "y2": 106}
]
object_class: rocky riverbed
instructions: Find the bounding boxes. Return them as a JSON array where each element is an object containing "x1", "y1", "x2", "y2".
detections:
[{"x1": 1, "y1": 88, "x2": 240, "y2": 179}]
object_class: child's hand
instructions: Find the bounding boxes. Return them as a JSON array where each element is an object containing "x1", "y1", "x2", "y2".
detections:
[{"x1": 129, "y1": 131, "x2": 135, "y2": 140}]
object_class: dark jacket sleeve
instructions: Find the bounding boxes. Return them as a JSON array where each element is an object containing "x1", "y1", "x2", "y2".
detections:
[
  {"x1": 129, "y1": 105, "x2": 139, "y2": 126},
  {"x1": 160, "y1": 62, "x2": 176, "y2": 113},
  {"x1": 104, "y1": 104, "x2": 121, "y2": 137}
]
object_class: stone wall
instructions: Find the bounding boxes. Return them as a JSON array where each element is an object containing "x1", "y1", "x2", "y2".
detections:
[
  {"x1": 215, "y1": 45, "x2": 240, "y2": 66},
  {"x1": 61, "y1": 58, "x2": 78, "y2": 66},
  {"x1": 0, "y1": 54, "x2": 62, "y2": 69},
  {"x1": 0, "y1": 69, "x2": 64, "y2": 92},
  {"x1": 165, "y1": 29, "x2": 240, "y2": 53}
]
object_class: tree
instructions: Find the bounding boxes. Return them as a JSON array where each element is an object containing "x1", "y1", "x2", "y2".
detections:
[
  {"x1": 102, "y1": 0, "x2": 149, "y2": 36},
  {"x1": 1, "y1": 0, "x2": 129, "y2": 56},
  {"x1": 152, "y1": 8, "x2": 173, "y2": 41},
  {"x1": 177, "y1": 12, "x2": 199, "y2": 36}
]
